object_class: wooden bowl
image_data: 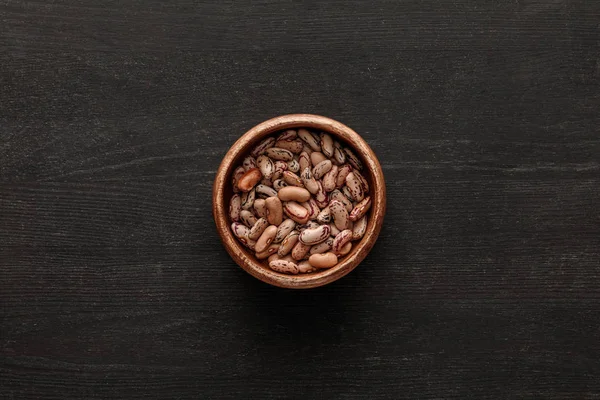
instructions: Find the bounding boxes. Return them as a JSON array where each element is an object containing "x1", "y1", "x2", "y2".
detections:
[{"x1": 212, "y1": 114, "x2": 386, "y2": 289}]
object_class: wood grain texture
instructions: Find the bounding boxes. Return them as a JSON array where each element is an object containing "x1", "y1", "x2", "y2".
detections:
[{"x1": 1, "y1": 0, "x2": 600, "y2": 398}]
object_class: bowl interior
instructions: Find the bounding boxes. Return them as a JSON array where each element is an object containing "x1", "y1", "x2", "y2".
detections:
[{"x1": 214, "y1": 114, "x2": 386, "y2": 288}]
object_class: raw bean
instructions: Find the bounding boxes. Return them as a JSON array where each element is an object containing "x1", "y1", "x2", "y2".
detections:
[
  {"x1": 274, "y1": 219, "x2": 296, "y2": 243},
  {"x1": 308, "y1": 252, "x2": 338, "y2": 269},
  {"x1": 301, "y1": 198, "x2": 320, "y2": 220},
  {"x1": 322, "y1": 165, "x2": 338, "y2": 192},
  {"x1": 240, "y1": 210, "x2": 257, "y2": 227},
  {"x1": 265, "y1": 147, "x2": 294, "y2": 161},
  {"x1": 329, "y1": 222, "x2": 341, "y2": 237},
  {"x1": 299, "y1": 221, "x2": 320, "y2": 230},
  {"x1": 242, "y1": 156, "x2": 257, "y2": 171},
  {"x1": 283, "y1": 201, "x2": 310, "y2": 224},
  {"x1": 353, "y1": 169, "x2": 369, "y2": 193},
  {"x1": 277, "y1": 129, "x2": 297, "y2": 141},
  {"x1": 278, "y1": 230, "x2": 299, "y2": 256},
  {"x1": 269, "y1": 259, "x2": 299, "y2": 274},
  {"x1": 310, "y1": 151, "x2": 327, "y2": 167},
  {"x1": 320, "y1": 132, "x2": 334, "y2": 158},
  {"x1": 268, "y1": 253, "x2": 280, "y2": 263},
  {"x1": 253, "y1": 199, "x2": 267, "y2": 218},
  {"x1": 275, "y1": 139, "x2": 304, "y2": 154},
  {"x1": 291, "y1": 241, "x2": 311, "y2": 261},
  {"x1": 283, "y1": 171, "x2": 304, "y2": 187},
  {"x1": 240, "y1": 188, "x2": 256, "y2": 210},
  {"x1": 298, "y1": 129, "x2": 321, "y2": 151},
  {"x1": 310, "y1": 237, "x2": 334, "y2": 255},
  {"x1": 312, "y1": 159, "x2": 332, "y2": 179},
  {"x1": 232, "y1": 166, "x2": 246, "y2": 193},
  {"x1": 352, "y1": 215, "x2": 368, "y2": 240},
  {"x1": 343, "y1": 147, "x2": 363, "y2": 170},
  {"x1": 332, "y1": 229, "x2": 353, "y2": 254},
  {"x1": 272, "y1": 160, "x2": 288, "y2": 180},
  {"x1": 237, "y1": 168, "x2": 262, "y2": 192},
  {"x1": 314, "y1": 181, "x2": 328, "y2": 208},
  {"x1": 231, "y1": 222, "x2": 250, "y2": 241},
  {"x1": 273, "y1": 179, "x2": 288, "y2": 191},
  {"x1": 338, "y1": 242, "x2": 353, "y2": 256},
  {"x1": 336, "y1": 164, "x2": 352, "y2": 189},
  {"x1": 299, "y1": 224, "x2": 331, "y2": 245},
  {"x1": 287, "y1": 159, "x2": 300, "y2": 173},
  {"x1": 301, "y1": 144, "x2": 314, "y2": 154},
  {"x1": 255, "y1": 184, "x2": 278, "y2": 198},
  {"x1": 251, "y1": 137, "x2": 275, "y2": 157},
  {"x1": 255, "y1": 225, "x2": 277, "y2": 253},
  {"x1": 333, "y1": 141, "x2": 346, "y2": 164},
  {"x1": 257, "y1": 155, "x2": 274, "y2": 180},
  {"x1": 241, "y1": 237, "x2": 256, "y2": 250},
  {"x1": 265, "y1": 196, "x2": 283, "y2": 226},
  {"x1": 278, "y1": 186, "x2": 311, "y2": 202},
  {"x1": 349, "y1": 196, "x2": 371, "y2": 221},
  {"x1": 345, "y1": 172, "x2": 364, "y2": 201},
  {"x1": 297, "y1": 260, "x2": 315, "y2": 273},
  {"x1": 300, "y1": 167, "x2": 320, "y2": 194},
  {"x1": 329, "y1": 199, "x2": 350, "y2": 231},
  {"x1": 256, "y1": 244, "x2": 280, "y2": 259},
  {"x1": 330, "y1": 189, "x2": 353, "y2": 212},
  {"x1": 248, "y1": 218, "x2": 269, "y2": 240},
  {"x1": 299, "y1": 151, "x2": 311, "y2": 171},
  {"x1": 316, "y1": 207, "x2": 331, "y2": 224},
  {"x1": 229, "y1": 194, "x2": 241, "y2": 222}
]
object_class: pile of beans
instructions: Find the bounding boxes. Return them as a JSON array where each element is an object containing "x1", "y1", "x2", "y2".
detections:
[{"x1": 229, "y1": 128, "x2": 371, "y2": 274}]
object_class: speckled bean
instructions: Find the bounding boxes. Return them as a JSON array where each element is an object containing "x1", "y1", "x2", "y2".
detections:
[
  {"x1": 265, "y1": 196, "x2": 283, "y2": 226},
  {"x1": 274, "y1": 219, "x2": 296, "y2": 243}
]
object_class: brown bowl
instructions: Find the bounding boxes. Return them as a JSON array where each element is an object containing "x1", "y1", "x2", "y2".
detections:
[{"x1": 212, "y1": 114, "x2": 386, "y2": 289}]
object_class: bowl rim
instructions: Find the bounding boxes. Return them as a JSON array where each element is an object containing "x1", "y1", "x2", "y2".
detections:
[{"x1": 212, "y1": 114, "x2": 386, "y2": 289}]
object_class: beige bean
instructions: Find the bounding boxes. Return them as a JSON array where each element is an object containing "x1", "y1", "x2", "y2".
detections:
[
  {"x1": 229, "y1": 194, "x2": 241, "y2": 222},
  {"x1": 287, "y1": 159, "x2": 300, "y2": 173},
  {"x1": 338, "y1": 241, "x2": 352, "y2": 256},
  {"x1": 278, "y1": 230, "x2": 299, "y2": 256},
  {"x1": 242, "y1": 156, "x2": 257, "y2": 171},
  {"x1": 268, "y1": 253, "x2": 280, "y2": 263},
  {"x1": 353, "y1": 169, "x2": 369, "y2": 193},
  {"x1": 278, "y1": 186, "x2": 311, "y2": 202},
  {"x1": 336, "y1": 164, "x2": 352, "y2": 189},
  {"x1": 300, "y1": 167, "x2": 320, "y2": 194},
  {"x1": 312, "y1": 159, "x2": 332, "y2": 179},
  {"x1": 342, "y1": 186, "x2": 354, "y2": 202},
  {"x1": 320, "y1": 132, "x2": 334, "y2": 158},
  {"x1": 240, "y1": 210, "x2": 257, "y2": 227},
  {"x1": 265, "y1": 196, "x2": 283, "y2": 226},
  {"x1": 298, "y1": 128, "x2": 321, "y2": 151},
  {"x1": 299, "y1": 221, "x2": 320, "y2": 230},
  {"x1": 256, "y1": 244, "x2": 280, "y2": 259},
  {"x1": 237, "y1": 168, "x2": 262, "y2": 192},
  {"x1": 314, "y1": 181, "x2": 329, "y2": 208},
  {"x1": 274, "y1": 139, "x2": 304, "y2": 154},
  {"x1": 299, "y1": 151, "x2": 311, "y2": 171},
  {"x1": 253, "y1": 199, "x2": 267, "y2": 218},
  {"x1": 330, "y1": 189, "x2": 353, "y2": 212},
  {"x1": 251, "y1": 137, "x2": 276, "y2": 157},
  {"x1": 333, "y1": 141, "x2": 346, "y2": 164},
  {"x1": 308, "y1": 252, "x2": 338, "y2": 269},
  {"x1": 255, "y1": 225, "x2": 277, "y2": 253},
  {"x1": 329, "y1": 222, "x2": 341, "y2": 237},
  {"x1": 277, "y1": 129, "x2": 297, "y2": 141},
  {"x1": 271, "y1": 160, "x2": 288, "y2": 181},
  {"x1": 257, "y1": 155, "x2": 274, "y2": 180},
  {"x1": 232, "y1": 166, "x2": 245, "y2": 193},
  {"x1": 343, "y1": 147, "x2": 363, "y2": 170},
  {"x1": 345, "y1": 172, "x2": 364, "y2": 202},
  {"x1": 299, "y1": 224, "x2": 331, "y2": 245},
  {"x1": 240, "y1": 188, "x2": 256, "y2": 210},
  {"x1": 316, "y1": 206, "x2": 331, "y2": 224},
  {"x1": 255, "y1": 184, "x2": 278, "y2": 198},
  {"x1": 352, "y1": 215, "x2": 368, "y2": 240},
  {"x1": 269, "y1": 259, "x2": 299, "y2": 274},
  {"x1": 231, "y1": 222, "x2": 250, "y2": 240},
  {"x1": 349, "y1": 196, "x2": 371, "y2": 221},
  {"x1": 322, "y1": 165, "x2": 338, "y2": 192},
  {"x1": 332, "y1": 229, "x2": 353, "y2": 254},
  {"x1": 329, "y1": 199, "x2": 350, "y2": 231},
  {"x1": 283, "y1": 201, "x2": 310, "y2": 224},
  {"x1": 248, "y1": 217, "x2": 269, "y2": 240},
  {"x1": 282, "y1": 171, "x2": 304, "y2": 187},
  {"x1": 301, "y1": 143, "x2": 314, "y2": 154},
  {"x1": 291, "y1": 241, "x2": 311, "y2": 261},
  {"x1": 297, "y1": 260, "x2": 315, "y2": 273},
  {"x1": 310, "y1": 151, "x2": 327, "y2": 167},
  {"x1": 265, "y1": 147, "x2": 294, "y2": 161},
  {"x1": 240, "y1": 237, "x2": 256, "y2": 250},
  {"x1": 273, "y1": 179, "x2": 288, "y2": 191},
  {"x1": 310, "y1": 237, "x2": 334, "y2": 255},
  {"x1": 301, "y1": 198, "x2": 320, "y2": 220},
  {"x1": 274, "y1": 219, "x2": 296, "y2": 243}
]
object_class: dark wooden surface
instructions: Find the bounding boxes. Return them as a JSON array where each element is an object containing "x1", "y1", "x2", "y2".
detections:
[{"x1": 2, "y1": 1, "x2": 600, "y2": 398}]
